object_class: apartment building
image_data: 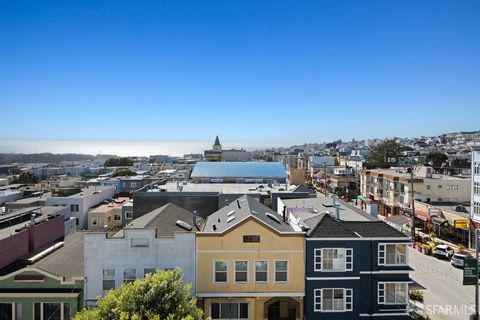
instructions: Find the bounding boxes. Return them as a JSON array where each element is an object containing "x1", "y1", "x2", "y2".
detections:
[
  {"x1": 196, "y1": 195, "x2": 305, "y2": 320},
  {"x1": 86, "y1": 197, "x2": 131, "y2": 231},
  {"x1": 359, "y1": 166, "x2": 470, "y2": 217}
]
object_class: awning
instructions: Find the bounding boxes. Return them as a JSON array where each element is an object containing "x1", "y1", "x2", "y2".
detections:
[
  {"x1": 415, "y1": 210, "x2": 431, "y2": 222},
  {"x1": 431, "y1": 216, "x2": 448, "y2": 226},
  {"x1": 357, "y1": 195, "x2": 366, "y2": 202}
]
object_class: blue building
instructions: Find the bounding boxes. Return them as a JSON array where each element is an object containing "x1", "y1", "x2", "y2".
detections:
[{"x1": 303, "y1": 213, "x2": 411, "y2": 319}]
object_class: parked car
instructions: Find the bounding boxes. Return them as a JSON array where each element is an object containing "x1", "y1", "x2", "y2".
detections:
[
  {"x1": 433, "y1": 244, "x2": 454, "y2": 259},
  {"x1": 451, "y1": 253, "x2": 472, "y2": 268}
]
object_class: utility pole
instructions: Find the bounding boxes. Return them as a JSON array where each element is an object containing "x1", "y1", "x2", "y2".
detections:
[
  {"x1": 410, "y1": 168, "x2": 416, "y2": 241},
  {"x1": 324, "y1": 162, "x2": 328, "y2": 196}
]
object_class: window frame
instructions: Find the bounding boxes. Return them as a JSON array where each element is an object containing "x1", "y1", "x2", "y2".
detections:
[
  {"x1": 254, "y1": 260, "x2": 268, "y2": 283},
  {"x1": 102, "y1": 269, "x2": 115, "y2": 291},
  {"x1": 125, "y1": 211, "x2": 133, "y2": 219},
  {"x1": 123, "y1": 268, "x2": 136, "y2": 283},
  {"x1": 33, "y1": 302, "x2": 70, "y2": 320},
  {"x1": 314, "y1": 288, "x2": 353, "y2": 312},
  {"x1": 315, "y1": 248, "x2": 353, "y2": 272},
  {"x1": 210, "y1": 302, "x2": 249, "y2": 320},
  {"x1": 214, "y1": 260, "x2": 228, "y2": 284},
  {"x1": 378, "y1": 243, "x2": 408, "y2": 266},
  {"x1": 378, "y1": 282, "x2": 408, "y2": 305},
  {"x1": 0, "y1": 302, "x2": 21, "y2": 320},
  {"x1": 274, "y1": 260, "x2": 288, "y2": 283},
  {"x1": 234, "y1": 260, "x2": 248, "y2": 284}
]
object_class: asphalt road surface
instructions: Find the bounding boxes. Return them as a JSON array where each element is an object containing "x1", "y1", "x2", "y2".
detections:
[{"x1": 409, "y1": 247, "x2": 476, "y2": 320}]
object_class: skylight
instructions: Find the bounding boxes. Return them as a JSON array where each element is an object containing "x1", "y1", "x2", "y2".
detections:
[
  {"x1": 176, "y1": 220, "x2": 192, "y2": 231},
  {"x1": 266, "y1": 212, "x2": 280, "y2": 223},
  {"x1": 227, "y1": 210, "x2": 235, "y2": 217},
  {"x1": 227, "y1": 216, "x2": 235, "y2": 223}
]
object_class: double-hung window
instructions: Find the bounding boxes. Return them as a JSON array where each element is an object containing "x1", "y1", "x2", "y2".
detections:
[
  {"x1": 275, "y1": 261, "x2": 288, "y2": 282},
  {"x1": 314, "y1": 288, "x2": 353, "y2": 312},
  {"x1": 34, "y1": 302, "x2": 70, "y2": 320},
  {"x1": 214, "y1": 261, "x2": 228, "y2": 283},
  {"x1": 102, "y1": 269, "x2": 115, "y2": 291},
  {"x1": 315, "y1": 248, "x2": 353, "y2": 271},
  {"x1": 211, "y1": 302, "x2": 248, "y2": 319},
  {"x1": 0, "y1": 303, "x2": 22, "y2": 320},
  {"x1": 235, "y1": 261, "x2": 248, "y2": 283},
  {"x1": 255, "y1": 261, "x2": 268, "y2": 283},
  {"x1": 379, "y1": 243, "x2": 407, "y2": 265},
  {"x1": 378, "y1": 282, "x2": 408, "y2": 304},
  {"x1": 123, "y1": 269, "x2": 136, "y2": 283}
]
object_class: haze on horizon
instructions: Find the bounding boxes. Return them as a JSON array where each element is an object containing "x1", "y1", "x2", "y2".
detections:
[{"x1": 1, "y1": 1, "x2": 479, "y2": 143}]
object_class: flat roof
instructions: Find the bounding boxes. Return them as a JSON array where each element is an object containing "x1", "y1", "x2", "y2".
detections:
[
  {"x1": 88, "y1": 197, "x2": 130, "y2": 213},
  {"x1": 191, "y1": 162, "x2": 287, "y2": 179},
  {"x1": 146, "y1": 182, "x2": 288, "y2": 194},
  {"x1": 281, "y1": 196, "x2": 375, "y2": 222},
  {"x1": 49, "y1": 186, "x2": 114, "y2": 199},
  {"x1": 8, "y1": 192, "x2": 52, "y2": 204}
]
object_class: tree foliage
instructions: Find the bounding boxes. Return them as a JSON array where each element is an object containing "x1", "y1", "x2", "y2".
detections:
[
  {"x1": 74, "y1": 268, "x2": 204, "y2": 320},
  {"x1": 426, "y1": 153, "x2": 447, "y2": 167},
  {"x1": 365, "y1": 139, "x2": 402, "y2": 168},
  {"x1": 0, "y1": 153, "x2": 96, "y2": 165},
  {"x1": 112, "y1": 168, "x2": 137, "y2": 177},
  {"x1": 12, "y1": 172, "x2": 39, "y2": 184},
  {"x1": 105, "y1": 157, "x2": 135, "y2": 167}
]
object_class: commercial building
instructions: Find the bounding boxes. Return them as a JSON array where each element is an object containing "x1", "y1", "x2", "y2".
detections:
[
  {"x1": 196, "y1": 195, "x2": 305, "y2": 320},
  {"x1": 84, "y1": 203, "x2": 202, "y2": 305},
  {"x1": 359, "y1": 166, "x2": 470, "y2": 217},
  {"x1": 221, "y1": 149, "x2": 252, "y2": 162},
  {"x1": 46, "y1": 186, "x2": 115, "y2": 229},
  {"x1": 190, "y1": 162, "x2": 288, "y2": 184}
]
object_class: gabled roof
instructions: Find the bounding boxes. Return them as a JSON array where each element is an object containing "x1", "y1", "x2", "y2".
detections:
[
  {"x1": 203, "y1": 195, "x2": 295, "y2": 233},
  {"x1": 114, "y1": 203, "x2": 203, "y2": 237},
  {"x1": 305, "y1": 214, "x2": 408, "y2": 238},
  {"x1": 214, "y1": 135, "x2": 221, "y2": 146}
]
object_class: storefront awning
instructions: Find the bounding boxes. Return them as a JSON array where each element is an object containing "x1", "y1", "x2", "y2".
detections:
[
  {"x1": 431, "y1": 216, "x2": 448, "y2": 226},
  {"x1": 415, "y1": 210, "x2": 431, "y2": 222}
]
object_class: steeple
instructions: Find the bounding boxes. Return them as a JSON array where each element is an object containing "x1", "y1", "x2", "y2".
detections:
[{"x1": 213, "y1": 136, "x2": 222, "y2": 152}]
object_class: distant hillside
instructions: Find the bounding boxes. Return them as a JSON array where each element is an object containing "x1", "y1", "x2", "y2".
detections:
[{"x1": 0, "y1": 153, "x2": 97, "y2": 165}]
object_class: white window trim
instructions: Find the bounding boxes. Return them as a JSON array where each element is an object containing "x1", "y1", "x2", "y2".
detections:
[
  {"x1": 378, "y1": 282, "x2": 409, "y2": 305},
  {"x1": 254, "y1": 260, "x2": 269, "y2": 283},
  {"x1": 378, "y1": 243, "x2": 408, "y2": 266},
  {"x1": 234, "y1": 260, "x2": 249, "y2": 284},
  {"x1": 123, "y1": 268, "x2": 136, "y2": 283},
  {"x1": 315, "y1": 288, "x2": 353, "y2": 312},
  {"x1": 213, "y1": 260, "x2": 228, "y2": 284},
  {"x1": 210, "y1": 302, "x2": 249, "y2": 320},
  {"x1": 274, "y1": 260, "x2": 288, "y2": 283},
  {"x1": 33, "y1": 302, "x2": 70, "y2": 320},
  {"x1": 314, "y1": 248, "x2": 322, "y2": 272},
  {"x1": 125, "y1": 211, "x2": 133, "y2": 219},
  {"x1": 317, "y1": 248, "x2": 353, "y2": 272}
]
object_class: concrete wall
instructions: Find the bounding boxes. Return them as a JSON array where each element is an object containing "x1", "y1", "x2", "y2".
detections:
[
  {"x1": 84, "y1": 230, "x2": 197, "y2": 304},
  {"x1": 0, "y1": 231, "x2": 29, "y2": 269},
  {"x1": 28, "y1": 215, "x2": 64, "y2": 251}
]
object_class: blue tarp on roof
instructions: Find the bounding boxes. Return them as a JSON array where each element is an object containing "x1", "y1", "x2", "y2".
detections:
[{"x1": 191, "y1": 162, "x2": 287, "y2": 179}]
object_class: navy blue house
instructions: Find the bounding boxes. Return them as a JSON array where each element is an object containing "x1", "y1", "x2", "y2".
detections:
[{"x1": 303, "y1": 214, "x2": 411, "y2": 319}]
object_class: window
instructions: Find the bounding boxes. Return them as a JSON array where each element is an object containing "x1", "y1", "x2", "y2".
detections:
[
  {"x1": 211, "y1": 303, "x2": 248, "y2": 319},
  {"x1": 378, "y1": 282, "x2": 408, "y2": 304},
  {"x1": 474, "y1": 202, "x2": 480, "y2": 215},
  {"x1": 91, "y1": 218, "x2": 98, "y2": 226},
  {"x1": 123, "y1": 269, "x2": 136, "y2": 283},
  {"x1": 437, "y1": 185, "x2": 442, "y2": 189},
  {"x1": 0, "y1": 303, "x2": 21, "y2": 320},
  {"x1": 114, "y1": 214, "x2": 121, "y2": 221},
  {"x1": 255, "y1": 261, "x2": 268, "y2": 282},
  {"x1": 125, "y1": 211, "x2": 133, "y2": 219},
  {"x1": 243, "y1": 235, "x2": 260, "y2": 243},
  {"x1": 130, "y1": 182, "x2": 137, "y2": 188},
  {"x1": 426, "y1": 185, "x2": 431, "y2": 190},
  {"x1": 144, "y1": 268, "x2": 156, "y2": 276},
  {"x1": 475, "y1": 162, "x2": 480, "y2": 175},
  {"x1": 315, "y1": 248, "x2": 353, "y2": 271},
  {"x1": 379, "y1": 243, "x2": 407, "y2": 265},
  {"x1": 70, "y1": 204, "x2": 79, "y2": 212},
  {"x1": 235, "y1": 261, "x2": 248, "y2": 283},
  {"x1": 131, "y1": 238, "x2": 149, "y2": 247},
  {"x1": 446, "y1": 185, "x2": 458, "y2": 190},
  {"x1": 474, "y1": 182, "x2": 480, "y2": 195},
  {"x1": 214, "y1": 261, "x2": 228, "y2": 283},
  {"x1": 314, "y1": 289, "x2": 353, "y2": 312},
  {"x1": 33, "y1": 302, "x2": 70, "y2": 320},
  {"x1": 103, "y1": 269, "x2": 115, "y2": 291},
  {"x1": 275, "y1": 261, "x2": 288, "y2": 282}
]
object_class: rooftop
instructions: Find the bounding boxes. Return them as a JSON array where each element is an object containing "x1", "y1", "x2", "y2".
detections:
[
  {"x1": 145, "y1": 182, "x2": 289, "y2": 194},
  {"x1": 191, "y1": 161, "x2": 287, "y2": 179},
  {"x1": 89, "y1": 197, "x2": 131, "y2": 213},
  {"x1": 113, "y1": 202, "x2": 203, "y2": 238},
  {"x1": 305, "y1": 214, "x2": 408, "y2": 238},
  {"x1": 203, "y1": 195, "x2": 295, "y2": 233}
]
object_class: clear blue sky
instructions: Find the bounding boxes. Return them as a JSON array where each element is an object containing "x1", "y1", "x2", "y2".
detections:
[{"x1": 1, "y1": 0, "x2": 479, "y2": 144}]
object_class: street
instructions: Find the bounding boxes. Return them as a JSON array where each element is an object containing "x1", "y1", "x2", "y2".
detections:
[{"x1": 409, "y1": 247, "x2": 475, "y2": 320}]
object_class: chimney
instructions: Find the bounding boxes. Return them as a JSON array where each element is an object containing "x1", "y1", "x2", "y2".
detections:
[
  {"x1": 31, "y1": 213, "x2": 36, "y2": 226},
  {"x1": 335, "y1": 204, "x2": 340, "y2": 220},
  {"x1": 332, "y1": 194, "x2": 336, "y2": 207}
]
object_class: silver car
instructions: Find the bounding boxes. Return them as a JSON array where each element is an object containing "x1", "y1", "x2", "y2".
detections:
[{"x1": 451, "y1": 253, "x2": 472, "y2": 268}]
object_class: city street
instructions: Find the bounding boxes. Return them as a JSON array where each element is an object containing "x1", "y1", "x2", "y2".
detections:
[{"x1": 410, "y1": 247, "x2": 476, "y2": 320}]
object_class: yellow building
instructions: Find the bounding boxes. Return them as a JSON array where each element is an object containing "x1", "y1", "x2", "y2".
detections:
[{"x1": 197, "y1": 195, "x2": 305, "y2": 320}]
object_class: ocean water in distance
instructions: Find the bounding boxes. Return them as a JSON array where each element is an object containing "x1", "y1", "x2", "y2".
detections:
[{"x1": 0, "y1": 140, "x2": 288, "y2": 157}]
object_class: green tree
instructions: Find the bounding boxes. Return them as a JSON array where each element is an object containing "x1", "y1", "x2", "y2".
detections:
[
  {"x1": 105, "y1": 157, "x2": 135, "y2": 167},
  {"x1": 74, "y1": 268, "x2": 204, "y2": 320},
  {"x1": 426, "y1": 153, "x2": 447, "y2": 167},
  {"x1": 365, "y1": 139, "x2": 402, "y2": 168},
  {"x1": 13, "y1": 172, "x2": 39, "y2": 184},
  {"x1": 112, "y1": 168, "x2": 137, "y2": 177}
]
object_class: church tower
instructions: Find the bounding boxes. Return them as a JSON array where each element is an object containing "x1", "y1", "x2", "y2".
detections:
[{"x1": 212, "y1": 135, "x2": 222, "y2": 152}]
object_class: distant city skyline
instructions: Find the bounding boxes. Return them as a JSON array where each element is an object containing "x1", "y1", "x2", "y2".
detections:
[{"x1": 1, "y1": 1, "x2": 479, "y2": 142}]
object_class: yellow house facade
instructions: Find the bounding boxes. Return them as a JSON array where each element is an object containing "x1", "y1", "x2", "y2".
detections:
[{"x1": 196, "y1": 195, "x2": 304, "y2": 320}]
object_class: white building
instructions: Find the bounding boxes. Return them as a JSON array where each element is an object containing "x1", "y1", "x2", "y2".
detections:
[
  {"x1": 471, "y1": 148, "x2": 480, "y2": 222},
  {"x1": 46, "y1": 186, "x2": 115, "y2": 229},
  {"x1": 84, "y1": 203, "x2": 201, "y2": 305}
]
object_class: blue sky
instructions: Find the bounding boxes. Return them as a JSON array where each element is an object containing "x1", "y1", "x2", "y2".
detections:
[{"x1": 1, "y1": 0, "x2": 479, "y2": 144}]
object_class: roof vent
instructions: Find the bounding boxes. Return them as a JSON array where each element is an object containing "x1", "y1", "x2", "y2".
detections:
[
  {"x1": 266, "y1": 212, "x2": 280, "y2": 223},
  {"x1": 251, "y1": 210, "x2": 258, "y2": 215},
  {"x1": 227, "y1": 210, "x2": 235, "y2": 217},
  {"x1": 213, "y1": 224, "x2": 217, "y2": 231},
  {"x1": 176, "y1": 220, "x2": 192, "y2": 231},
  {"x1": 237, "y1": 200, "x2": 241, "y2": 209},
  {"x1": 227, "y1": 216, "x2": 235, "y2": 223}
]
